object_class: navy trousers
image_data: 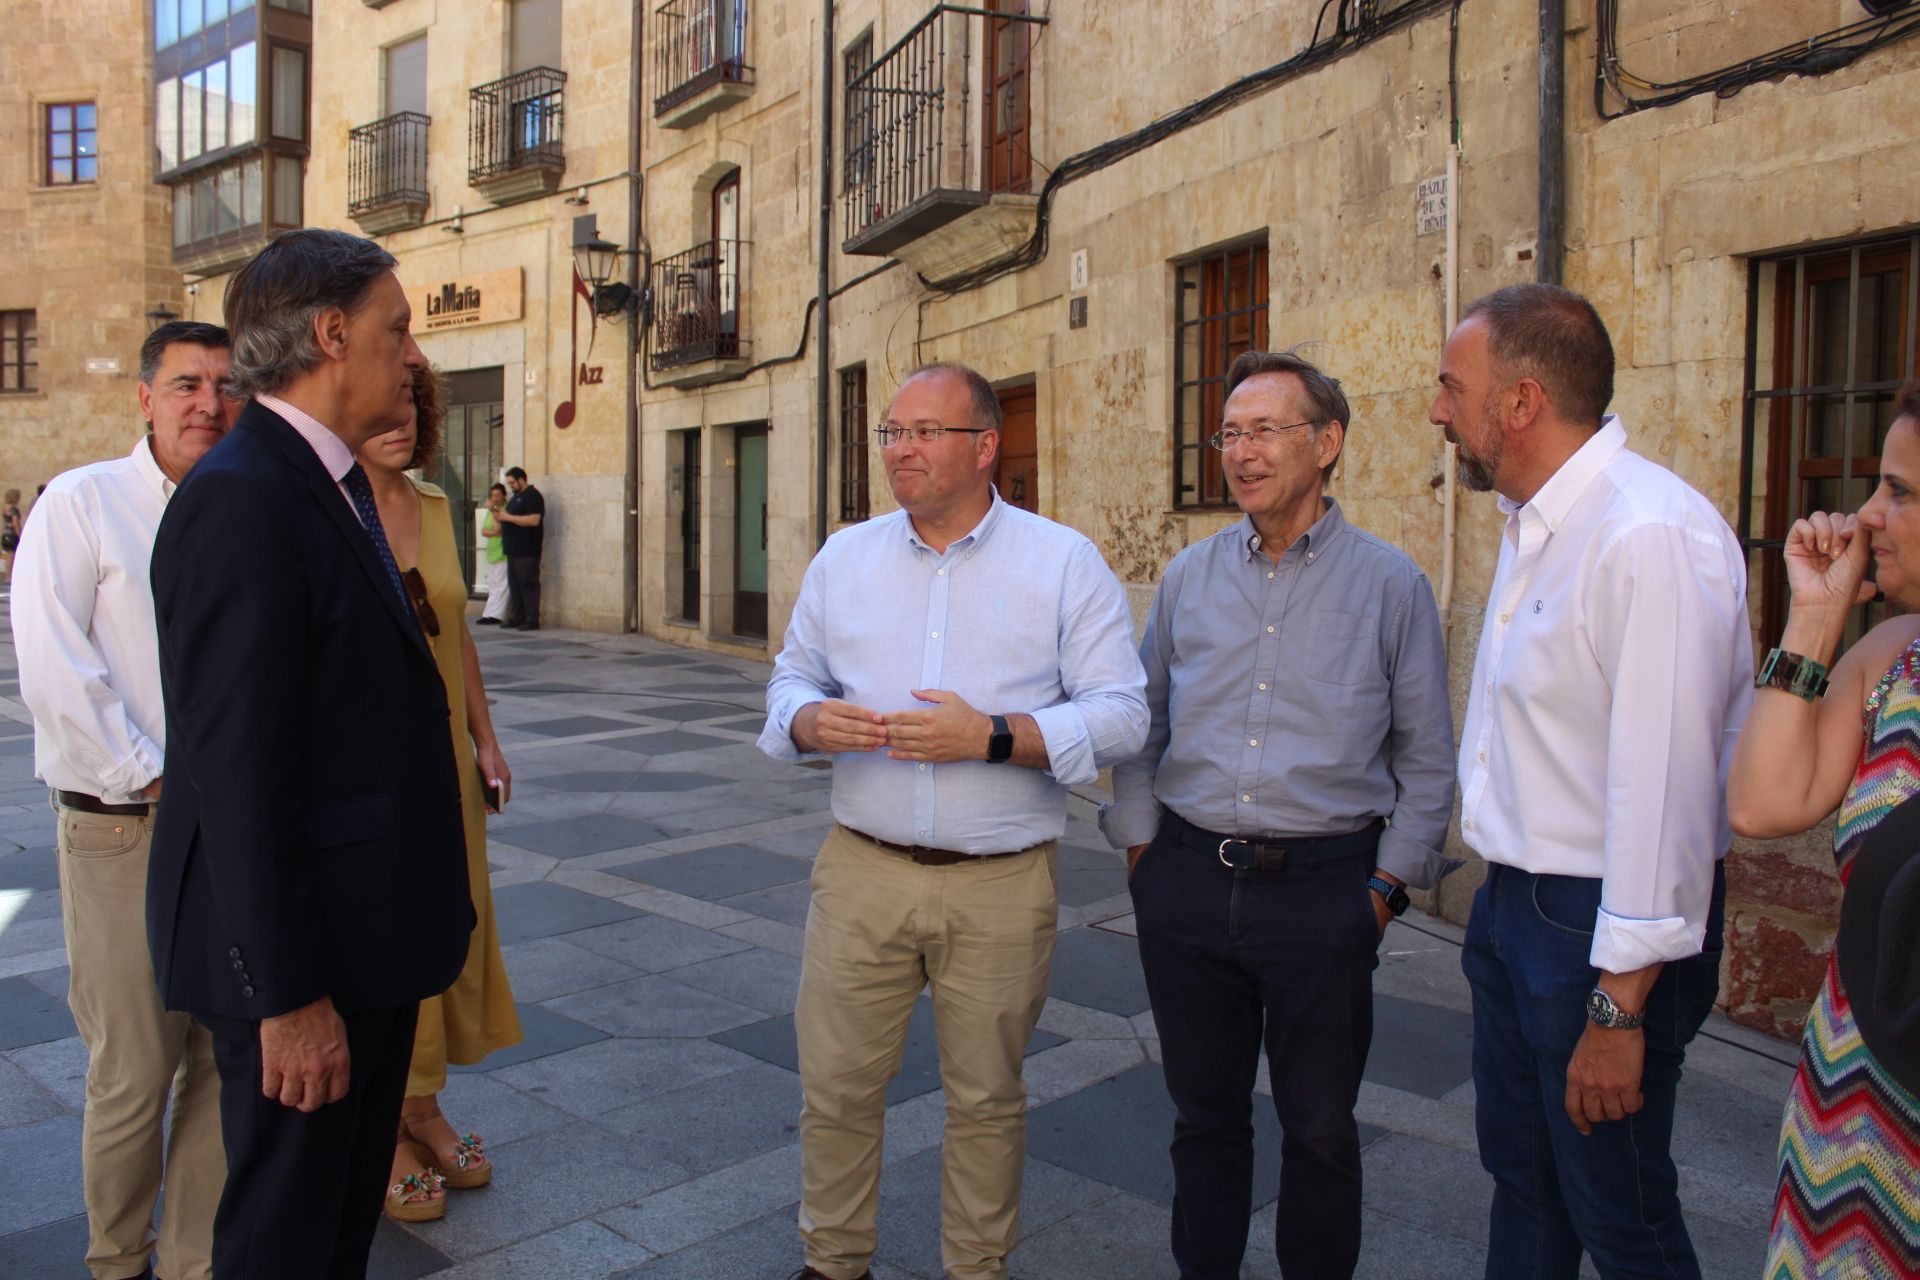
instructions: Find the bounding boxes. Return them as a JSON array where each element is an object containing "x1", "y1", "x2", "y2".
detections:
[
  {"x1": 1462, "y1": 861, "x2": 1725, "y2": 1280},
  {"x1": 1130, "y1": 816, "x2": 1381, "y2": 1280}
]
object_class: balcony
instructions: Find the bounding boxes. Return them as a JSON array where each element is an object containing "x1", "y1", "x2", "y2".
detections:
[
  {"x1": 653, "y1": 0, "x2": 753, "y2": 129},
  {"x1": 470, "y1": 67, "x2": 567, "y2": 205},
  {"x1": 348, "y1": 111, "x2": 429, "y2": 234},
  {"x1": 649, "y1": 239, "x2": 749, "y2": 387},
  {"x1": 842, "y1": 4, "x2": 1047, "y2": 281}
]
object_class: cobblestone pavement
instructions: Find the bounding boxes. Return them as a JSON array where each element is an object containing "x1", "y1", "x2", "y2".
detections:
[{"x1": 0, "y1": 602, "x2": 1797, "y2": 1279}]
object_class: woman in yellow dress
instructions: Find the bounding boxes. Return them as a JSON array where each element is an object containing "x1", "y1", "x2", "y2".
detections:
[{"x1": 360, "y1": 369, "x2": 523, "y2": 1221}]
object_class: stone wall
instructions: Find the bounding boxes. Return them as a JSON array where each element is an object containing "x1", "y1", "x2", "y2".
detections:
[{"x1": 0, "y1": 0, "x2": 179, "y2": 504}]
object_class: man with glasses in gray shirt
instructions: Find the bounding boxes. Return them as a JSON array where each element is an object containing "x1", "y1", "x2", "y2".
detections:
[{"x1": 1102, "y1": 349, "x2": 1455, "y2": 1280}]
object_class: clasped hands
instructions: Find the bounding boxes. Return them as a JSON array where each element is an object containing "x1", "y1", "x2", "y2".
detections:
[{"x1": 796, "y1": 690, "x2": 992, "y2": 763}]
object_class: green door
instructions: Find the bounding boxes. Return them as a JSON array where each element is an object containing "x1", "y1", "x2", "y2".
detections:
[{"x1": 734, "y1": 425, "x2": 768, "y2": 639}]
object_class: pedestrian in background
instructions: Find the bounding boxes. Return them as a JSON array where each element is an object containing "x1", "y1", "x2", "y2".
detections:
[
  {"x1": 147, "y1": 228, "x2": 474, "y2": 1280},
  {"x1": 761, "y1": 362, "x2": 1148, "y2": 1280},
  {"x1": 12, "y1": 319, "x2": 239, "y2": 1280},
  {"x1": 1433, "y1": 283, "x2": 1751, "y2": 1280},
  {"x1": 356, "y1": 368, "x2": 522, "y2": 1223},
  {"x1": 477, "y1": 481, "x2": 511, "y2": 625},
  {"x1": 1725, "y1": 379, "x2": 1920, "y2": 1280},
  {"x1": 2, "y1": 486, "x2": 24, "y2": 581},
  {"x1": 1105, "y1": 348, "x2": 1455, "y2": 1280},
  {"x1": 496, "y1": 465, "x2": 544, "y2": 630}
]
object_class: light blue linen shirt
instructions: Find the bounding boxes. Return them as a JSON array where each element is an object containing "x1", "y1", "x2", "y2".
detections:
[{"x1": 759, "y1": 492, "x2": 1149, "y2": 854}]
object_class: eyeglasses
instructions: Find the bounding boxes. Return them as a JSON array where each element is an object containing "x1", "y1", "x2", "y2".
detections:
[
  {"x1": 1207, "y1": 420, "x2": 1321, "y2": 451},
  {"x1": 874, "y1": 420, "x2": 993, "y2": 447},
  {"x1": 401, "y1": 567, "x2": 441, "y2": 638}
]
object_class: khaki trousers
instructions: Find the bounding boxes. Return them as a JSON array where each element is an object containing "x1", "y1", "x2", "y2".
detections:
[
  {"x1": 796, "y1": 824, "x2": 1058, "y2": 1280},
  {"x1": 56, "y1": 802, "x2": 224, "y2": 1280}
]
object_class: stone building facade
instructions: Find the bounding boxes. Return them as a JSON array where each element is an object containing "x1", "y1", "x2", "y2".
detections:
[
  {"x1": 1, "y1": 0, "x2": 182, "y2": 506},
  {"x1": 639, "y1": 0, "x2": 1920, "y2": 1037}
]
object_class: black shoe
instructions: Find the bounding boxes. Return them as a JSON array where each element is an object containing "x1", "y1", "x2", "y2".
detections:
[
  {"x1": 476, "y1": 617, "x2": 502, "y2": 626},
  {"x1": 786, "y1": 1270, "x2": 868, "y2": 1280},
  {"x1": 517, "y1": 623, "x2": 541, "y2": 631}
]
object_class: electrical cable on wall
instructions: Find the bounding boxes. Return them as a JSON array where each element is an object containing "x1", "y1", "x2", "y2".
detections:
[
  {"x1": 1594, "y1": 0, "x2": 1920, "y2": 119},
  {"x1": 923, "y1": 0, "x2": 1458, "y2": 296}
]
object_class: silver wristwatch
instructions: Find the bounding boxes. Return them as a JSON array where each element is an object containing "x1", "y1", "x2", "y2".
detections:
[{"x1": 1586, "y1": 986, "x2": 1646, "y2": 1030}]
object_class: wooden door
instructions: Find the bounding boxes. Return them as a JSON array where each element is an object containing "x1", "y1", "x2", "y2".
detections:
[
  {"x1": 995, "y1": 383, "x2": 1038, "y2": 513},
  {"x1": 982, "y1": 0, "x2": 1031, "y2": 195}
]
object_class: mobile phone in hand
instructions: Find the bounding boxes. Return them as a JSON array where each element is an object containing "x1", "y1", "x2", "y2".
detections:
[{"x1": 481, "y1": 772, "x2": 504, "y2": 813}]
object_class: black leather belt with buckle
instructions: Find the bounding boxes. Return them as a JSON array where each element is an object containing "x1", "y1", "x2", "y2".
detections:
[
  {"x1": 1164, "y1": 811, "x2": 1384, "y2": 872},
  {"x1": 54, "y1": 789, "x2": 152, "y2": 817}
]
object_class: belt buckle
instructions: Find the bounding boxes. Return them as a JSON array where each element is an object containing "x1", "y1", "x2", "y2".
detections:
[{"x1": 1217, "y1": 839, "x2": 1254, "y2": 870}]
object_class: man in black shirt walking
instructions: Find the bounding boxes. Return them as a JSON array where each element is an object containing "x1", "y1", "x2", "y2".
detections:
[{"x1": 497, "y1": 466, "x2": 545, "y2": 630}]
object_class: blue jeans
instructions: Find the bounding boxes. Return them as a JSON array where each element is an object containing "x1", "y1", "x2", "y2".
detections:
[
  {"x1": 1131, "y1": 816, "x2": 1380, "y2": 1280},
  {"x1": 1462, "y1": 861, "x2": 1725, "y2": 1280}
]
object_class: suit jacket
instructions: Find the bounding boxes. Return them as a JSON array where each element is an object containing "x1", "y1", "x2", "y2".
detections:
[{"x1": 147, "y1": 401, "x2": 474, "y2": 1021}]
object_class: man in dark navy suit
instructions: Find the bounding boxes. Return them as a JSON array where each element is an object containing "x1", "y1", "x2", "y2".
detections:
[{"x1": 148, "y1": 228, "x2": 474, "y2": 1279}]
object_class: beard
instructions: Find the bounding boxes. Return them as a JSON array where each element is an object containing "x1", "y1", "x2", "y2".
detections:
[
  {"x1": 1456, "y1": 447, "x2": 1497, "y2": 493},
  {"x1": 1452, "y1": 391, "x2": 1506, "y2": 493}
]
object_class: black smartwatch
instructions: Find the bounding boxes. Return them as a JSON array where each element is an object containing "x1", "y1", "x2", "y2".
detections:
[
  {"x1": 1366, "y1": 875, "x2": 1410, "y2": 917},
  {"x1": 986, "y1": 714, "x2": 1014, "y2": 763}
]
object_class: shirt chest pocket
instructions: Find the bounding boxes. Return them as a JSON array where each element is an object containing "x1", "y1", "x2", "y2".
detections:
[{"x1": 1302, "y1": 608, "x2": 1378, "y2": 687}]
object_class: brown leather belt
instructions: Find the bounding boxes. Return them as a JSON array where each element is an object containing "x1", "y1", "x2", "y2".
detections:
[
  {"x1": 847, "y1": 826, "x2": 1032, "y2": 867},
  {"x1": 55, "y1": 789, "x2": 151, "y2": 817}
]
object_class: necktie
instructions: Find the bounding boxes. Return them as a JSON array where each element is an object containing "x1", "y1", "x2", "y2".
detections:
[{"x1": 340, "y1": 463, "x2": 417, "y2": 625}]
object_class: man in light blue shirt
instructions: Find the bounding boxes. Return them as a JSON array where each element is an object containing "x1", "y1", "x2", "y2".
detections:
[{"x1": 760, "y1": 362, "x2": 1147, "y2": 1280}]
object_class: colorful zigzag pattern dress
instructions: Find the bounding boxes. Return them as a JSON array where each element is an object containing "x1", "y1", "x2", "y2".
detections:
[{"x1": 1764, "y1": 641, "x2": 1920, "y2": 1279}]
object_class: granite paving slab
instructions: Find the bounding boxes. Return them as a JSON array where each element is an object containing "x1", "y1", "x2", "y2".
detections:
[
  {"x1": 509, "y1": 715, "x2": 649, "y2": 739},
  {"x1": 368, "y1": 1218, "x2": 456, "y2": 1280},
  {"x1": 0, "y1": 1056, "x2": 65, "y2": 1128},
  {"x1": 493, "y1": 1036, "x2": 760, "y2": 1119},
  {"x1": 546, "y1": 974, "x2": 768, "y2": 1039},
  {"x1": 710, "y1": 997, "x2": 1069, "y2": 1106},
  {"x1": 0, "y1": 1114, "x2": 83, "y2": 1234},
  {"x1": 0, "y1": 848, "x2": 58, "y2": 893},
  {"x1": 0, "y1": 739, "x2": 36, "y2": 758},
  {"x1": 874, "y1": 1149, "x2": 1117, "y2": 1280},
  {"x1": 1363, "y1": 994, "x2": 1477, "y2": 1099},
  {"x1": 1012, "y1": 1190, "x2": 1170, "y2": 1280},
  {"x1": 491, "y1": 814, "x2": 668, "y2": 859},
  {"x1": 562, "y1": 913, "x2": 755, "y2": 974},
  {"x1": 632, "y1": 700, "x2": 762, "y2": 723},
  {"x1": 599, "y1": 1059, "x2": 803, "y2": 1174},
  {"x1": 610, "y1": 1205, "x2": 804, "y2": 1279},
  {"x1": 6, "y1": 1035, "x2": 86, "y2": 1110},
  {"x1": 715, "y1": 880, "x2": 814, "y2": 928},
  {"x1": 492, "y1": 881, "x2": 644, "y2": 945},
  {"x1": 1046, "y1": 926, "x2": 1152, "y2": 1018},
  {"x1": 607, "y1": 844, "x2": 809, "y2": 901},
  {"x1": 597, "y1": 729, "x2": 748, "y2": 756},
  {"x1": 449, "y1": 1002, "x2": 607, "y2": 1074},
  {"x1": 496, "y1": 936, "x2": 644, "y2": 1003},
  {"x1": 616, "y1": 653, "x2": 705, "y2": 668},
  {"x1": 667, "y1": 947, "x2": 802, "y2": 1016},
  {"x1": 0, "y1": 1213, "x2": 88, "y2": 1280},
  {"x1": 401, "y1": 1220, "x2": 653, "y2": 1280},
  {"x1": 0, "y1": 977, "x2": 76, "y2": 1051}
]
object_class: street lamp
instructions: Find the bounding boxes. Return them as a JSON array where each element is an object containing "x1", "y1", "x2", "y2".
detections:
[
  {"x1": 145, "y1": 304, "x2": 179, "y2": 331},
  {"x1": 570, "y1": 217, "x2": 648, "y2": 322}
]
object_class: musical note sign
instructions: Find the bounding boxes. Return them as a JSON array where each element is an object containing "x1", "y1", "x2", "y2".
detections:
[{"x1": 554, "y1": 266, "x2": 597, "y2": 429}]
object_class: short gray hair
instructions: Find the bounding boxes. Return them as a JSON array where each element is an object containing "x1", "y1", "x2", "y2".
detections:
[
  {"x1": 1461, "y1": 283, "x2": 1614, "y2": 427},
  {"x1": 223, "y1": 229, "x2": 398, "y2": 398},
  {"x1": 1225, "y1": 348, "x2": 1351, "y2": 479},
  {"x1": 898, "y1": 362, "x2": 1004, "y2": 434}
]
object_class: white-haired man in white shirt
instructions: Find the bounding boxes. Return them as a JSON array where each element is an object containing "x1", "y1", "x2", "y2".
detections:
[
  {"x1": 12, "y1": 320, "x2": 241, "y2": 1280},
  {"x1": 1430, "y1": 283, "x2": 1752, "y2": 1280}
]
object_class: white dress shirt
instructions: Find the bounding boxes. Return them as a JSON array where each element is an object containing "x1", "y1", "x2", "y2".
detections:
[
  {"x1": 1457, "y1": 417, "x2": 1753, "y2": 973},
  {"x1": 12, "y1": 437, "x2": 174, "y2": 804}
]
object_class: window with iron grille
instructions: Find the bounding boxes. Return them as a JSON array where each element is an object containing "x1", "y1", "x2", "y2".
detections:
[
  {"x1": 1742, "y1": 233, "x2": 1920, "y2": 649},
  {"x1": 1173, "y1": 241, "x2": 1269, "y2": 508},
  {"x1": 840, "y1": 364, "x2": 870, "y2": 522},
  {"x1": 45, "y1": 103, "x2": 97, "y2": 186},
  {"x1": 842, "y1": 30, "x2": 873, "y2": 194},
  {"x1": 1, "y1": 312, "x2": 38, "y2": 395}
]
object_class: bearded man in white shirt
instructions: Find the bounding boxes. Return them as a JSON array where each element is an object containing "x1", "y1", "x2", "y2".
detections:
[
  {"x1": 11, "y1": 321, "x2": 241, "y2": 1280},
  {"x1": 1430, "y1": 283, "x2": 1751, "y2": 1280}
]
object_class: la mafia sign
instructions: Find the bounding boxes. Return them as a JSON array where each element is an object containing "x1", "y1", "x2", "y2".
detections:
[{"x1": 409, "y1": 268, "x2": 524, "y2": 332}]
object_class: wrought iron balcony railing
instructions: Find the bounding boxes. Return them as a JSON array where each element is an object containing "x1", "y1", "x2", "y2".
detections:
[
  {"x1": 348, "y1": 111, "x2": 429, "y2": 218},
  {"x1": 469, "y1": 67, "x2": 566, "y2": 185},
  {"x1": 842, "y1": 3, "x2": 1048, "y2": 255},
  {"x1": 650, "y1": 239, "x2": 747, "y2": 370},
  {"x1": 654, "y1": 0, "x2": 752, "y2": 116}
]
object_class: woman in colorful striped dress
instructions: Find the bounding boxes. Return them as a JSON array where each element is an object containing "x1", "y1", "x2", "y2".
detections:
[{"x1": 1728, "y1": 379, "x2": 1920, "y2": 1280}]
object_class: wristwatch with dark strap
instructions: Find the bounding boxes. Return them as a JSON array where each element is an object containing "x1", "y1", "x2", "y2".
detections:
[
  {"x1": 1367, "y1": 874, "x2": 1410, "y2": 917},
  {"x1": 986, "y1": 714, "x2": 1014, "y2": 764}
]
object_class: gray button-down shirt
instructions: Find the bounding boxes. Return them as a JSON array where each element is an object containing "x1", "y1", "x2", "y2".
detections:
[{"x1": 1100, "y1": 499, "x2": 1457, "y2": 888}]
